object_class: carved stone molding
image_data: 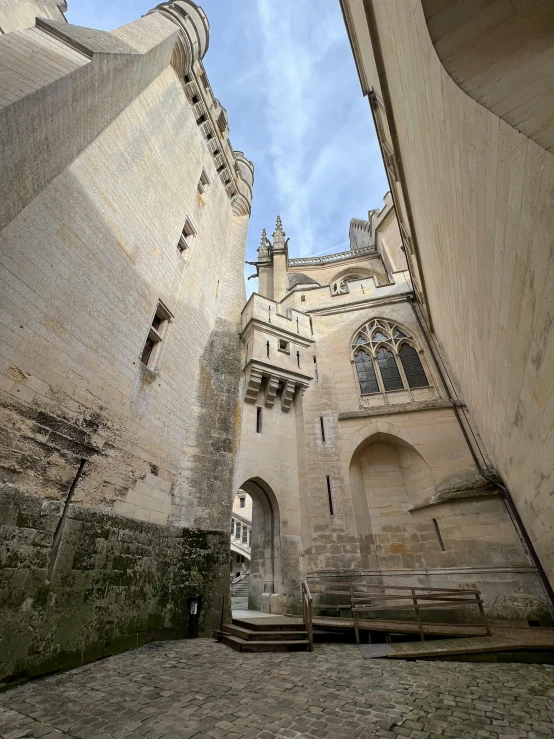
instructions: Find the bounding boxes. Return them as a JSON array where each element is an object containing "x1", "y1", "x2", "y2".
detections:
[
  {"x1": 281, "y1": 380, "x2": 296, "y2": 412},
  {"x1": 244, "y1": 366, "x2": 263, "y2": 403},
  {"x1": 264, "y1": 376, "x2": 280, "y2": 408}
]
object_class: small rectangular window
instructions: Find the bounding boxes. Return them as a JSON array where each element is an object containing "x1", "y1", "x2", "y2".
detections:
[
  {"x1": 320, "y1": 417, "x2": 326, "y2": 443},
  {"x1": 141, "y1": 301, "x2": 173, "y2": 367},
  {"x1": 433, "y1": 518, "x2": 445, "y2": 552},
  {"x1": 256, "y1": 407, "x2": 262, "y2": 434},
  {"x1": 198, "y1": 169, "x2": 210, "y2": 196},
  {"x1": 278, "y1": 339, "x2": 290, "y2": 353},
  {"x1": 178, "y1": 217, "x2": 197, "y2": 252},
  {"x1": 242, "y1": 526, "x2": 248, "y2": 544},
  {"x1": 301, "y1": 295, "x2": 306, "y2": 302},
  {"x1": 239, "y1": 496, "x2": 245, "y2": 508},
  {"x1": 326, "y1": 476, "x2": 334, "y2": 517}
]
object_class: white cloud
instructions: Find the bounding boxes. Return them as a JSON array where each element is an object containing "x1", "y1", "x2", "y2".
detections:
[{"x1": 256, "y1": 1, "x2": 344, "y2": 256}]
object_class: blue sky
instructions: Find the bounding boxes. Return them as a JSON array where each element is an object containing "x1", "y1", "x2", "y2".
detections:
[{"x1": 66, "y1": 1, "x2": 387, "y2": 291}]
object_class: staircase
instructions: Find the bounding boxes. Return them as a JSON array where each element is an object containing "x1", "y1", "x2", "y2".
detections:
[
  {"x1": 215, "y1": 617, "x2": 311, "y2": 653},
  {"x1": 230, "y1": 573, "x2": 250, "y2": 610},
  {"x1": 231, "y1": 574, "x2": 250, "y2": 599}
]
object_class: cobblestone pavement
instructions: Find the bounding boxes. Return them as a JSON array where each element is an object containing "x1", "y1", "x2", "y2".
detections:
[{"x1": 1, "y1": 640, "x2": 554, "y2": 739}]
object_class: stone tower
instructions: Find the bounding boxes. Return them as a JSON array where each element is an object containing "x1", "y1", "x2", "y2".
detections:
[{"x1": 0, "y1": 0, "x2": 253, "y2": 683}]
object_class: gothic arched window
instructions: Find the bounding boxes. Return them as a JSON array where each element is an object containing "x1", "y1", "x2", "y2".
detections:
[
  {"x1": 354, "y1": 350, "x2": 379, "y2": 395},
  {"x1": 376, "y1": 347, "x2": 403, "y2": 391},
  {"x1": 351, "y1": 319, "x2": 431, "y2": 398},
  {"x1": 399, "y1": 344, "x2": 428, "y2": 388}
]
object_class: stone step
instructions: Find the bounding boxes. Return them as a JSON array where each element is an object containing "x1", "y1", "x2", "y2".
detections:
[
  {"x1": 215, "y1": 633, "x2": 311, "y2": 653},
  {"x1": 231, "y1": 585, "x2": 249, "y2": 596},
  {"x1": 231, "y1": 618, "x2": 304, "y2": 632},
  {"x1": 222, "y1": 624, "x2": 308, "y2": 642}
]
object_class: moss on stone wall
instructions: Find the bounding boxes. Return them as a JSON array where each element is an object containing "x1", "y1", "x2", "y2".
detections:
[{"x1": 0, "y1": 487, "x2": 229, "y2": 688}]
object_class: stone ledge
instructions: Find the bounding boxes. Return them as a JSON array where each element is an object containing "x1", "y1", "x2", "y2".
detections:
[
  {"x1": 338, "y1": 398, "x2": 453, "y2": 419},
  {"x1": 36, "y1": 18, "x2": 142, "y2": 57},
  {"x1": 406, "y1": 487, "x2": 500, "y2": 511}
]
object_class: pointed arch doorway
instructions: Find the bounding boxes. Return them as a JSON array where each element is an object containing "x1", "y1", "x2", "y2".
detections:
[{"x1": 238, "y1": 478, "x2": 283, "y2": 611}]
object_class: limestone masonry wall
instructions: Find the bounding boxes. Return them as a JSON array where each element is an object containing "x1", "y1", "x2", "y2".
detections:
[
  {"x1": 341, "y1": 0, "x2": 554, "y2": 594},
  {"x1": 0, "y1": 2, "x2": 252, "y2": 684}
]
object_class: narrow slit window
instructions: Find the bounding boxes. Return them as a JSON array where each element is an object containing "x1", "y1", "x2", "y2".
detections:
[
  {"x1": 313, "y1": 356, "x2": 318, "y2": 381},
  {"x1": 320, "y1": 417, "x2": 326, "y2": 443},
  {"x1": 296, "y1": 351, "x2": 301, "y2": 368},
  {"x1": 178, "y1": 217, "x2": 197, "y2": 252},
  {"x1": 326, "y1": 476, "x2": 334, "y2": 516},
  {"x1": 216, "y1": 279, "x2": 220, "y2": 298},
  {"x1": 256, "y1": 407, "x2": 262, "y2": 434},
  {"x1": 266, "y1": 341, "x2": 270, "y2": 358},
  {"x1": 432, "y1": 518, "x2": 445, "y2": 552},
  {"x1": 309, "y1": 316, "x2": 313, "y2": 335},
  {"x1": 231, "y1": 519, "x2": 234, "y2": 535}
]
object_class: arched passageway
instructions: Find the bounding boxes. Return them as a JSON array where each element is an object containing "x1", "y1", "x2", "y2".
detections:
[{"x1": 238, "y1": 478, "x2": 282, "y2": 611}]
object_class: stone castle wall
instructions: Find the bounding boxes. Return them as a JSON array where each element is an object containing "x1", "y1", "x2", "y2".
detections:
[
  {"x1": 0, "y1": 4, "x2": 251, "y2": 685},
  {"x1": 340, "y1": 0, "x2": 554, "y2": 591}
]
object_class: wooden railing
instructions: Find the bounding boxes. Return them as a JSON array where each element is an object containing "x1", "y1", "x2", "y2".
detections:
[
  {"x1": 301, "y1": 578, "x2": 491, "y2": 644},
  {"x1": 350, "y1": 584, "x2": 491, "y2": 644},
  {"x1": 301, "y1": 580, "x2": 314, "y2": 651}
]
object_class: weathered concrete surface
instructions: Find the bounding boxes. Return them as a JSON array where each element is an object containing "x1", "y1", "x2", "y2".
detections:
[{"x1": 1, "y1": 640, "x2": 554, "y2": 738}]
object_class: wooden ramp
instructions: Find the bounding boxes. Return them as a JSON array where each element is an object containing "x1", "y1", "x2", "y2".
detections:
[
  {"x1": 361, "y1": 626, "x2": 554, "y2": 662},
  {"x1": 231, "y1": 613, "x2": 554, "y2": 662}
]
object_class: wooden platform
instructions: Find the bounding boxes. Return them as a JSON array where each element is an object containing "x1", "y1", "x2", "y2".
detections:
[
  {"x1": 236, "y1": 613, "x2": 487, "y2": 637},
  {"x1": 232, "y1": 612, "x2": 554, "y2": 662}
]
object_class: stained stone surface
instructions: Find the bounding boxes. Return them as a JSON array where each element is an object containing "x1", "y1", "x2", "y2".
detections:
[{"x1": 1, "y1": 640, "x2": 554, "y2": 739}]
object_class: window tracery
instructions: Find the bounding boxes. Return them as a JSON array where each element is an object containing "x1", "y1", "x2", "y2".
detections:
[{"x1": 351, "y1": 319, "x2": 429, "y2": 397}]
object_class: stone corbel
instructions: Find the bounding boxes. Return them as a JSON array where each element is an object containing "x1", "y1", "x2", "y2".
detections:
[
  {"x1": 264, "y1": 376, "x2": 280, "y2": 408},
  {"x1": 244, "y1": 367, "x2": 263, "y2": 403},
  {"x1": 281, "y1": 380, "x2": 296, "y2": 412}
]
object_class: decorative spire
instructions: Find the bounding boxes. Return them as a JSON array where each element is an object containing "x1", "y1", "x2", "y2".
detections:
[
  {"x1": 272, "y1": 215, "x2": 287, "y2": 251},
  {"x1": 257, "y1": 227, "x2": 271, "y2": 261},
  {"x1": 259, "y1": 228, "x2": 268, "y2": 248}
]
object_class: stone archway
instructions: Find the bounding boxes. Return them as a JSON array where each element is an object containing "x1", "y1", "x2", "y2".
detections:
[
  {"x1": 239, "y1": 477, "x2": 283, "y2": 611},
  {"x1": 349, "y1": 432, "x2": 436, "y2": 570}
]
